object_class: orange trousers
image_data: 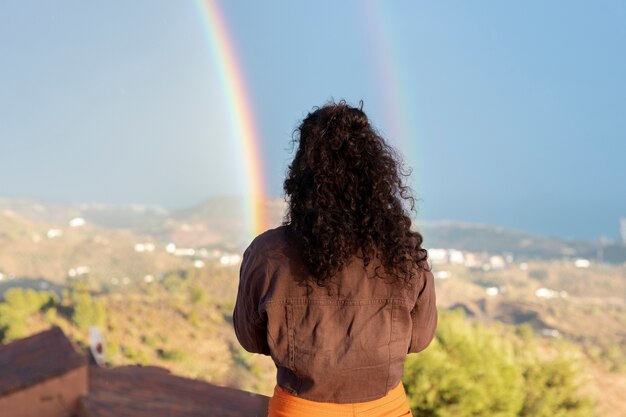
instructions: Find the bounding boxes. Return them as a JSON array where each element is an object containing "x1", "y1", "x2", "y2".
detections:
[{"x1": 267, "y1": 382, "x2": 412, "y2": 417}]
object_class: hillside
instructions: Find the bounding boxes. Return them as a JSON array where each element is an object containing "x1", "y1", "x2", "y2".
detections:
[
  {"x1": 0, "y1": 196, "x2": 606, "y2": 258},
  {"x1": 1, "y1": 258, "x2": 623, "y2": 416},
  {"x1": 434, "y1": 261, "x2": 626, "y2": 373},
  {"x1": 419, "y1": 221, "x2": 598, "y2": 259},
  {"x1": 1, "y1": 196, "x2": 625, "y2": 416},
  {"x1": 0, "y1": 210, "x2": 187, "y2": 285}
]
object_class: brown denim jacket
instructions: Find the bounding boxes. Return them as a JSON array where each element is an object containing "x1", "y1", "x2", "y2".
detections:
[{"x1": 233, "y1": 226, "x2": 437, "y2": 403}]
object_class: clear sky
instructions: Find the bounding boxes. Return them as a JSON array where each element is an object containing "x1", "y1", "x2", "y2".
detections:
[{"x1": 1, "y1": 1, "x2": 624, "y2": 240}]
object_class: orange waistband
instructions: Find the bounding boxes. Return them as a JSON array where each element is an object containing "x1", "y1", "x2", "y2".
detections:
[{"x1": 268, "y1": 382, "x2": 411, "y2": 417}]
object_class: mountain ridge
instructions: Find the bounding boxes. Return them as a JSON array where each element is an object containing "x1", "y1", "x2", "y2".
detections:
[{"x1": 0, "y1": 196, "x2": 614, "y2": 260}]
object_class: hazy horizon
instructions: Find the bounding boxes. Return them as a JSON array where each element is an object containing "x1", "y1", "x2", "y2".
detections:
[{"x1": 1, "y1": 191, "x2": 623, "y2": 243}]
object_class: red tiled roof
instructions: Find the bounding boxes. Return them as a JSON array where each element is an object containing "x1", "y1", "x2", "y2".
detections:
[
  {"x1": 79, "y1": 365, "x2": 269, "y2": 417},
  {"x1": 0, "y1": 326, "x2": 86, "y2": 396}
]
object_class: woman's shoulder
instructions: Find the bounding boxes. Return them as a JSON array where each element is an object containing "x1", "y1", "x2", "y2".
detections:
[
  {"x1": 249, "y1": 224, "x2": 290, "y2": 246},
  {"x1": 245, "y1": 225, "x2": 294, "y2": 259}
]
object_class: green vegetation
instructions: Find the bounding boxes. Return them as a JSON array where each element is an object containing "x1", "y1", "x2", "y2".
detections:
[
  {"x1": 520, "y1": 355, "x2": 592, "y2": 417},
  {"x1": 189, "y1": 285, "x2": 207, "y2": 305},
  {"x1": 0, "y1": 254, "x2": 624, "y2": 416},
  {"x1": 404, "y1": 310, "x2": 594, "y2": 417},
  {"x1": 0, "y1": 288, "x2": 57, "y2": 341},
  {"x1": 158, "y1": 348, "x2": 187, "y2": 362},
  {"x1": 69, "y1": 282, "x2": 106, "y2": 330}
]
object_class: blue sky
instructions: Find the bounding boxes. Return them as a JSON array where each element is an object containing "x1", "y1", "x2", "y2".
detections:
[{"x1": 0, "y1": 1, "x2": 624, "y2": 240}]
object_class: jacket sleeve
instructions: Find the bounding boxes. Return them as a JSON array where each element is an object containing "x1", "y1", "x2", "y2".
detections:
[
  {"x1": 233, "y1": 242, "x2": 271, "y2": 355},
  {"x1": 408, "y1": 269, "x2": 438, "y2": 354}
]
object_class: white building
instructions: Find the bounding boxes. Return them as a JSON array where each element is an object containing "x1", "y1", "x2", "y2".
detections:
[
  {"x1": 449, "y1": 250, "x2": 465, "y2": 265},
  {"x1": 429, "y1": 249, "x2": 448, "y2": 264},
  {"x1": 174, "y1": 248, "x2": 195, "y2": 257},
  {"x1": 69, "y1": 217, "x2": 86, "y2": 227},
  {"x1": 485, "y1": 287, "x2": 499, "y2": 296},
  {"x1": 463, "y1": 252, "x2": 481, "y2": 268},
  {"x1": 68, "y1": 266, "x2": 90, "y2": 277},
  {"x1": 435, "y1": 270, "x2": 451, "y2": 280},
  {"x1": 134, "y1": 243, "x2": 156, "y2": 253},
  {"x1": 47, "y1": 229, "x2": 63, "y2": 239},
  {"x1": 489, "y1": 256, "x2": 506, "y2": 270},
  {"x1": 535, "y1": 287, "x2": 559, "y2": 299},
  {"x1": 574, "y1": 259, "x2": 590, "y2": 268},
  {"x1": 540, "y1": 328, "x2": 560, "y2": 338},
  {"x1": 220, "y1": 254, "x2": 242, "y2": 266}
]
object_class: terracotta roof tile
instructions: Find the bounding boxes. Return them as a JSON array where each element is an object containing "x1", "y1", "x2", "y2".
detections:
[
  {"x1": 0, "y1": 326, "x2": 86, "y2": 396},
  {"x1": 79, "y1": 365, "x2": 269, "y2": 417}
]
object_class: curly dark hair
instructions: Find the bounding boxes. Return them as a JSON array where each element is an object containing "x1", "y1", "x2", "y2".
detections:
[{"x1": 283, "y1": 100, "x2": 429, "y2": 288}]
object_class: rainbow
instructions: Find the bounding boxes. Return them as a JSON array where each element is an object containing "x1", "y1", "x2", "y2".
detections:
[
  {"x1": 361, "y1": 3, "x2": 425, "y2": 216},
  {"x1": 194, "y1": 0, "x2": 269, "y2": 240}
]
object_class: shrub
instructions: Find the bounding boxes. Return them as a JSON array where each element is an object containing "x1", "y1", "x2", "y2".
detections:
[
  {"x1": 403, "y1": 310, "x2": 595, "y2": 417},
  {"x1": 158, "y1": 348, "x2": 187, "y2": 362}
]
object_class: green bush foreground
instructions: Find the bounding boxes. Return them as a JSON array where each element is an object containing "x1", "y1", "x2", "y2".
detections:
[
  {"x1": 403, "y1": 310, "x2": 594, "y2": 417},
  {"x1": 0, "y1": 288, "x2": 597, "y2": 417}
]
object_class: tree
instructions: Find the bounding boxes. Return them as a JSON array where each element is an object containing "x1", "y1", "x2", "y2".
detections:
[
  {"x1": 403, "y1": 310, "x2": 594, "y2": 417},
  {"x1": 0, "y1": 288, "x2": 58, "y2": 342},
  {"x1": 189, "y1": 285, "x2": 207, "y2": 305},
  {"x1": 72, "y1": 293, "x2": 106, "y2": 330},
  {"x1": 403, "y1": 310, "x2": 524, "y2": 417},
  {"x1": 69, "y1": 284, "x2": 106, "y2": 331},
  {"x1": 519, "y1": 356, "x2": 593, "y2": 417}
]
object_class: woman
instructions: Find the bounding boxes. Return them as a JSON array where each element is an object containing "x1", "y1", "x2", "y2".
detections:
[{"x1": 233, "y1": 101, "x2": 437, "y2": 416}]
